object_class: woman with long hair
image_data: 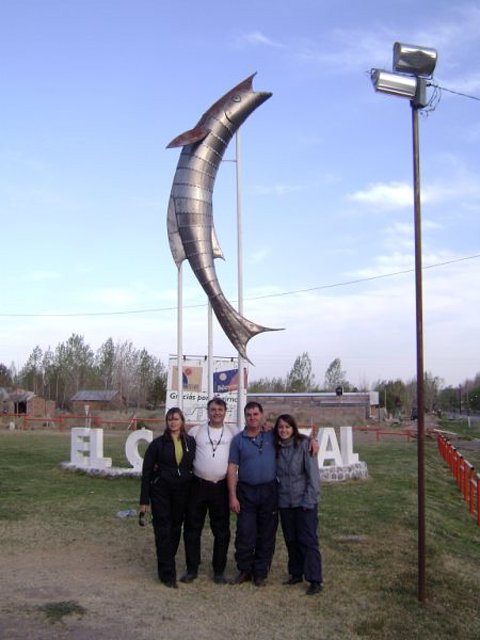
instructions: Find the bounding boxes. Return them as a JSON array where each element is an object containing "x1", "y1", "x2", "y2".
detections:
[
  {"x1": 274, "y1": 413, "x2": 323, "y2": 595},
  {"x1": 139, "y1": 407, "x2": 196, "y2": 588}
]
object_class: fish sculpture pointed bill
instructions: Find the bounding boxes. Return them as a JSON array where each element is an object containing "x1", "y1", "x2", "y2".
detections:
[{"x1": 167, "y1": 73, "x2": 282, "y2": 363}]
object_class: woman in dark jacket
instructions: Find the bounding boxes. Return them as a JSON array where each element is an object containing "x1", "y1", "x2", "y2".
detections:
[
  {"x1": 274, "y1": 413, "x2": 323, "y2": 596},
  {"x1": 139, "y1": 407, "x2": 195, "y2": 588}
]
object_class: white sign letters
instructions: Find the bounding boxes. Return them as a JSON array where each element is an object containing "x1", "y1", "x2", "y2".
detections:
[{"x1": 69, "y1": 426, "x2": 359, "y2": 471}]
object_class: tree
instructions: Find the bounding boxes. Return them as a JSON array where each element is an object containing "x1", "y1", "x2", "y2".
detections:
[
  {"x1": 286, "y1": 352, "x2": 315, "y2": 392},
  {"x1": 20, "y1": 346, "x2": 44, "y2": 394},
  {"x1": 324, "y1": 358, "x2": 348, "y2": 391},
  {"x1": 0, "y1": 363, "x2": 13, "y2": 387},
  {"x1": 9, "y1": 334, "x2": 169, "y2": 410},
  {"x1": 248, "y1": 376, "x2": 286, "y2": 393},
  {"x1": 423, "y1": 371, "x2": 443, "y2": 413},
  {"x1": 438, "y1": 385, "x2": 461, "y2": 414},
  {"x1": 147, "y1": 369, "x2": 168, "y2": 408},
  {"x1": 95, "y1": 338, "x2": 116, "y2": 390},
  {"x1": 54, "y1": 334, "x2": 96, "y2": 407},
  {"x1": 467, "y1": 386, "x2": 480, "y2": 413},
  {"x1": 403, "y1": 371, "x2": 443, "y2": 415},
  {"x1": 374, "y1": 378, "x2": 408, "y2": 418},
  {"x1": 40, "y1": 348, "x2": 57, "y2": 400},
  {"x1": 112, "y1": 340, "x2": 138, "y2": 405}
]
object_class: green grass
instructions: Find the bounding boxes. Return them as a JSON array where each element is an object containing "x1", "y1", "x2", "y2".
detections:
[
  {"x1": 319, "y1": 439, "x2": 480, "y2": 638},
  {"x1": 1, "y1": 430, "x2": 479, "y2": 639},
  {"x1": 38, "y1": 600, "x2": 87, "y2": 623},
  {"x1": 0, "y1": 431, "x2": 137, "y2": 524}
]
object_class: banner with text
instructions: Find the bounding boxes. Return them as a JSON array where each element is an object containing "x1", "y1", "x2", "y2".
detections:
[{"x1": 166, "y1": 356, "x2": 248, "y2": 425}]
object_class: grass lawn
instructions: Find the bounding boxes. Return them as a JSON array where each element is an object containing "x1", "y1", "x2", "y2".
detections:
[{"x1": 0, "y1": 428, "x2": 479, "y2": 640}]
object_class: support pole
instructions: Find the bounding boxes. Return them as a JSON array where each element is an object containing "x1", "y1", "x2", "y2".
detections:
[
  {"x1": 412, "y1": 103, "x2": 425, "y2": 602},
  {"x1": 208, "y1": 302, "x2": 213, "y2": 399},
  {"x1": 177, "y1": 263, "x2": 184, "y2": 411},
  {"x1": 236, "y1": 130, "x2": 245, "y2": 430}
]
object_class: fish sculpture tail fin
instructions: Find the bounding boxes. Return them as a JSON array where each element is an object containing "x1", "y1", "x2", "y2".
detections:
[{"x1": 212, "y1": 293, "x2": 283, "y2": 365}]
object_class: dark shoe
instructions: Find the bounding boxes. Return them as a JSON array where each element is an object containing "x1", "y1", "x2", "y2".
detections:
[
  {"x1": 162, "y1": 579, "x2": 178, "y2": 589},
  {"x1": 283, "y1": 575, "x2": 303, "y2": 585},
  {"x1": 254, "y1": 576, "x2": 267, "y2": 587},
  {"x1": 306, "y1": 581, "x2": 323, "y2": 595},
  {"x1": 230, "y1": 571, "x2": 252, "y2": 585},
  {"x1": 179, "y1": 571, "x2": 198, "y2": 584},
  {"x1": 213, "y1": 573, "x2": 227, "y2": 585}
]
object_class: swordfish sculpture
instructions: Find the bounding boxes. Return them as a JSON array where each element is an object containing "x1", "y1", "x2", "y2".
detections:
[{"x1": 166, "y1": 73, "x2": 281, "y2": 363}]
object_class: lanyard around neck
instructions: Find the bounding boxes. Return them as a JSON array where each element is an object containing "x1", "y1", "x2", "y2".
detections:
[{"x1": 207, "y1": 425, "x2": 224, "y2": 458}]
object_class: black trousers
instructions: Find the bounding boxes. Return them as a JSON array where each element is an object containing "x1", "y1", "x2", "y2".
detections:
[
  {"x1": 183, "y1": 476, "x2": 230, "y2": 575},
  {"x1": 234, "y1": 480, "x2": 278, "y2": 578},
  {"x1": 150, "y1": 479, "x2": 191, "y2": 582},
  {"x1": 279, "y1": 506, "x2": 323, "y2": 583}
]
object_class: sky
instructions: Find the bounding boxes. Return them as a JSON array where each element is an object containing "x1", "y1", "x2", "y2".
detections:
[{"x1": 1, "y1": 0, "x2": 479, "y2": 390}]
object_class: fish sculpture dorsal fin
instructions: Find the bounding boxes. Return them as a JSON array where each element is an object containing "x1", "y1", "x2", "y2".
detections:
[
  {"x1": 166, "y1": 125, "x2": 210, "y2": 149},
  {"x1": 211, "y1": 226, "x2": 224, "y2": 260}
]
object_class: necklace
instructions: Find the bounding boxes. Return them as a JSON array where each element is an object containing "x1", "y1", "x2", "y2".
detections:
[{"x1": 207, "y1": 425, "x2": 224, "y2": 458}]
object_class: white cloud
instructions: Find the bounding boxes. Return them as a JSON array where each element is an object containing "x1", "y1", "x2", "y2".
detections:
[
  {"x1": 22, "y1": 270, "x2": 61, "y2": 282},
  {"x1": 252, "y1": 183, "x2": 305, "y2": 196},
  {"x1": 414, "y1": 5, "x2": 480, "y2": 62},
  {"x1": 244, "y1": 250, "x2": 480, "y2": 387},
  {"x1": 232, "y1": 31, "x2": 284, "y2": 49},
  {"x1": 385, "y1": 219, "x2": 442, "y2": 237},
  {"x1": 84, "y1": 287, "x2": 138, "y2": 306},
  {"x1": 439, "y1": 72, "x2": 480, "y2": 95},
  {"x1": 423, "y1": 176, "x2": 480, "y2": 204},
  {"x1": 349, "y1": 181, "x2": 413, "y2": 210},
  {"x1": 293, "y1": 5, "x2": 480, "y2": 77},
  {"x1": 247, "y1": 248, "x2": 270, "y2": 265},
  {"x1": 349, "y1": 173, "x2": 480, "y2": 213}
]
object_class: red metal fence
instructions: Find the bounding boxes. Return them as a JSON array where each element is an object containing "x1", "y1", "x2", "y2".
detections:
[
  {"x1": 2, "y1": 413, "x2": 165, "y2": 431},
  {"x1": 437, "y1": 433, "x2": 480, "y2": 527},
  {"x1": 5, "y1": 414, "x2": 419, "y2": 439}
]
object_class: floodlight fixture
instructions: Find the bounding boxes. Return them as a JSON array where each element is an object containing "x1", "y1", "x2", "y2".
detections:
[
  {"x1": 370, "y1": 69, "x2": 428, "y2": 107},
  {"x1": 370, "y1": 69, "x2": 418, "y2": 99},
  {"x1": 393, "y1": 42, "x2": 438, "y2": 77}
]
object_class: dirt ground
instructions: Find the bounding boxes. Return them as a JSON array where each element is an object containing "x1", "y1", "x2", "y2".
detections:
[
  {"x1": 0, "y1": 516, "x2": 334, "y2": 640},
  {"x1": 0, "y1": 417, "x2": 446, "y2": 640}
]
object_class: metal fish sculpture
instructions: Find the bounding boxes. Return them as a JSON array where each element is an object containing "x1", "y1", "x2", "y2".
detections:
[{"x1": 166, "y1": 73, "x2": 281, "y2": 363}]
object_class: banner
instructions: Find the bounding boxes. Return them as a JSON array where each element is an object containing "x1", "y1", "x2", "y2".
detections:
[{"x1": 166, "y1": 356, "x2": 248, "y2": 425}]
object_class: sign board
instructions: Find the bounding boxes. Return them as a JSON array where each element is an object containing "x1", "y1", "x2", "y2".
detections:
[{"x1": 166, "y1": 355, "x2": 248, "y2": 425}]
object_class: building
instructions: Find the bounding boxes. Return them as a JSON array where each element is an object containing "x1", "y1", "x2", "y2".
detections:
[
  {"x1": 1, "y1": 388, "x2": 56, "y2": 417},
  {"x1": 246, "y1": 391, "x2": 380, "y2": 426},
  {"x1": 70, "y1": 390, "x2": 127, "y2": 414}
]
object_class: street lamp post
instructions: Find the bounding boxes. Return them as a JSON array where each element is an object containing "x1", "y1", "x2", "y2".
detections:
[{"x1": 370, "y1": 42, "x2": 438, "y2": 603}]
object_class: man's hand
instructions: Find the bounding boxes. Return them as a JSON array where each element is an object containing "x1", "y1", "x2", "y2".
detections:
[{"x1": 229, "y1": 496, "x2": 241, "y2": 514}]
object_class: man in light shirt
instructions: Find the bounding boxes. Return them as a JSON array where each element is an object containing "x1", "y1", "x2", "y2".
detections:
[{"x1": 180, "y1": 397, "x2": 238, "y2": 585}]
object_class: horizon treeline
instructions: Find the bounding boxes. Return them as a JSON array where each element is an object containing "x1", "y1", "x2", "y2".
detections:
[
  {"x1": 0, "y1": 342, "x2": 479, "y2": 415},
  {"x1": 0, "y1": 334, "x2": 167, "y2": 410}
]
